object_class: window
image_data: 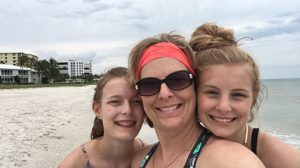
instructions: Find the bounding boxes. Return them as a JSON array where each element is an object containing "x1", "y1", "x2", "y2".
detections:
[
  {"x1": 1, "y1": 70, "x2": 13, "y2": 75},
  {"x1": 19, "y1": 70, "x2": 28, "y2": 75}
]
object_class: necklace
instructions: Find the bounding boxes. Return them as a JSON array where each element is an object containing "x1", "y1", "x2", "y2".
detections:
[
  {"x1": 152, "y1": 147, "x2": 187, "y2": 168},
  {"x1": 152, "y1": 139, "x2": 195, "y2": 168},
  {"x1": 243, "y1": 124, "x2": 248, "y2": 146}
]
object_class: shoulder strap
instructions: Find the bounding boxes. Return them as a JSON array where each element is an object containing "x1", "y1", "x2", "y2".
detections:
[
  {"x1": 138, "y1": 138, "x2": 145, "y2": 148},
  {"x1": 81, "y1": 144, "x2": 92, "y2": 168},
  {"x1": 184, "y1": 128, "x2": 212, "y2": 168},
  {"x1": 139, "y1": 143, "x2": 158, "y2": 168},
  {"x1": 251, "y1": 128, "x2": 259, "y2": 154}
]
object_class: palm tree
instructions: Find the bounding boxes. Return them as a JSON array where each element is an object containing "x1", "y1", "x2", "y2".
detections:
[
  {"x1": 32, "y1": 60, "x2": 43, "y2": 84},
  {"x1": 17, "y1": 54, "x2": 30, "y2": 83},
  {"x1": 48, "y1": 58, "x2": 60, "y2": 82}
]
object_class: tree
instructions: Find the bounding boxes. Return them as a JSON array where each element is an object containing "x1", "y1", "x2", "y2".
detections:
[
  {"x1": 17, "y1": 54, "x2": 30, "y2": 68},
  {"x1": 14, "y1": 75, "x2": 21, "y2": 84},
  {"x1": 18, "y1": 55, "x2": 29, "y2": 83},
  {"x1": 82, "y1": 73, "x2": 94, "y2": 83},
  {"x1": 27, "y1": 57, "x2": 36, "y2": 69},
  {"x1": 48, "y1": 58, "x2": 60, "y2": 82},
  {"x1": 32, "y1": 60, "x2": 49, "y2": 84}
]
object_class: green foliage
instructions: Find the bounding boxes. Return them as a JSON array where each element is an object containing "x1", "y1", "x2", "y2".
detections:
[
  {"x1": 16, "y1": 56, "x2": 95, "y2": 84},
  {"x1": 54, "y1": 74, "x2": 69, "y2": 82},
  {"x1": 31, "y1": 58, "x2": 61, "y2": 84},
  {"x1": 14, "y1": 75, "x2": 21, "y2": 84},
  {"x1": 17, "y1": 54, "x2": 36, "y2": 68},
  {"x1": 81, "y1": 73, "x2": 94, "y2": 83}
]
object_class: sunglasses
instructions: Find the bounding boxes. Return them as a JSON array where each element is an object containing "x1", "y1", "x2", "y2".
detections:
[{"x1": 135, "y1": 70, "x2": 194, "y2": 96}]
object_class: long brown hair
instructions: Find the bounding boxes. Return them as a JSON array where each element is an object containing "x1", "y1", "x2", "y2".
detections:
[{"x1": 90, "y1": 67, "x2": 128, "y2": 139}]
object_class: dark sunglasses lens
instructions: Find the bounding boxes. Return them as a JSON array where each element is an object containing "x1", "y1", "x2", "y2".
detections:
[
  {"x1": 137, "y1": 78, "x2": 160, "y2": 96},
  {"x1": 166, "y1": 71, "x2": 192, "y2": 90}
]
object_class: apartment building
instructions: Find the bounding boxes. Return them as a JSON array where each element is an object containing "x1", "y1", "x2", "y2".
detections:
[
  {"x1": 57, "y1": 60, "x2": 92, "y2": 78},
  {"x1": 0, "y1": 64, "x2": 38, "y2": 84},
  {"x1": 0, "y1": 52, "x2": 38, "y2": 66}
]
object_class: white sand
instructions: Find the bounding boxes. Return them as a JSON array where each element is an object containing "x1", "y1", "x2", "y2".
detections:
[{"x1": 0, "y1": 86, "x2": 157, "y2": 168}]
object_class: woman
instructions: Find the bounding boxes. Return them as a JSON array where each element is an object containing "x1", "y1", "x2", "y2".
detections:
[
  {"x1": 128, "y1": 33, "x2": 264, "y2": 167},
  {"x1": 58, "y1": 67, "x2": 145, "y2": 168},
  {"x1": 190, "y1": 23, "x2": 300, "y2": 167}
]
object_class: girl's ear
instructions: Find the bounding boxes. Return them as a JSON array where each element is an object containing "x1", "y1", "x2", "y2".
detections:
[{"x1": 92, "y1": 101, "x2": 102, "y2": 119}]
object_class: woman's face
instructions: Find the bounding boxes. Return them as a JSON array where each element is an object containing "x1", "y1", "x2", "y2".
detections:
[
  {"x1": 197, "y1": 64, "x2": 254, "y2": 141},
  {"x1": 139, "y1": 57, "x2": 196, "y2": 130},
  {"x1": 96, "y1": 77, "x2": 144, "y2": 140}
]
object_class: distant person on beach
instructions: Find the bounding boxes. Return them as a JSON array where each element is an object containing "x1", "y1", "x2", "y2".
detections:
[
  {"x1": 128, "y1": 33, "x2": 264, "y2": 167},
  {"x1": 58, "y1": 67, "x2": 145, "y2": 168},
  {"x1": 189, "y1": 23, "x2": 300, "y2": 168}
]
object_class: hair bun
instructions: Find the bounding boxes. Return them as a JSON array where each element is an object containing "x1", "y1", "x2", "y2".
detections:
[{"x1": 190, "y1": 23, "x2": 237, "y2": 51}]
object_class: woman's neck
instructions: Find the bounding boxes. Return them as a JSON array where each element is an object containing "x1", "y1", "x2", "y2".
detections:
[
  {"x1": 151, "y1": 119, "x2": 202, "y2": 167},
  {"x1": 156, "y1": 119, "x2": 202, "y2": 154}
]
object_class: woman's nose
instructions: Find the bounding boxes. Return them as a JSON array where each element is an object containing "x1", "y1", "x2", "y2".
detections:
[{"x1": 158, "y1": 83, "x2": 174, "y2": 99}]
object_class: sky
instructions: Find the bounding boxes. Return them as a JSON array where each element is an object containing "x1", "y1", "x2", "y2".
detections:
[{"x1": 0, "y1": 0, "x2": 299, "y2": 79}]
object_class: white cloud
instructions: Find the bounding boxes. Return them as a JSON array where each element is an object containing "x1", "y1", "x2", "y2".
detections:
[{"x1": 0, "y1": 0, "x2": 299, "y2": 78}]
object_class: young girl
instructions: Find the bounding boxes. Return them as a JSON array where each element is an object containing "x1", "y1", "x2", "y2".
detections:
[
  {"x1": 58, "y1": 67, "x2": 145, "y2": 168},
  {"x1": 190, "y1": 23, "x2": 300, "y2": 167}
]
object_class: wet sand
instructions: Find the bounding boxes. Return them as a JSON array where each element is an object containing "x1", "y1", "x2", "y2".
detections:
[{"x1": 0, "y1": 85, "x2": 157, "y2": 168}]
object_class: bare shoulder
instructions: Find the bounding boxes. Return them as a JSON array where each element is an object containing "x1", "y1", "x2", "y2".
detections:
[
  {"x1": 57, "y1": 144, "x2": 87, "y2": 168},
  {"x1": 197, "y1": 137, "x2": 265, "y2": 168},
  {"x1": 258, "y1": 131, "x2": 300, "y2": 168},
  {"x1": 132, "y1": 144, "x2": 154, "y2": 168}
]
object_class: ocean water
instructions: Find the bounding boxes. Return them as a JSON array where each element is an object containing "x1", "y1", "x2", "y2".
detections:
[{"x1": 251, "y1": 78, "x2": 300, "y2": 149}]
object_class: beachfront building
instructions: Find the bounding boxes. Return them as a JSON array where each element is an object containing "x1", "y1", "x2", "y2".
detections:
[
  {"x1": 57, "y1": 60, "x2": 92, "y2": 78},
  {"x1": 0, "y1": 52, "x2": 38, "y2": 66},
  {"x1": 0, "y1": 64, "x2": 38, "y2": 84}
]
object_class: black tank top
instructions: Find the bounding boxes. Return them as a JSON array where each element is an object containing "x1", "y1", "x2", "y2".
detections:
[
  {"x1": 139, "y1": 128, "x2": 212, "y2": 168},
  {"x1": 251, "y1": 128, "x2": 259, "y2": 154}
]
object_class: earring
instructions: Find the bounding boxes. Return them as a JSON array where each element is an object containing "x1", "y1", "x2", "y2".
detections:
[{"x1": 96, "y1": 114, "x2": 101, "y2": 119}]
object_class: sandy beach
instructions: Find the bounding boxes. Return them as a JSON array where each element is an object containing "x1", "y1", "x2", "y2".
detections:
[
  {"x1": 2, "y1": 82, "x2": 298, "y2": 168},
  {"x1": 0, "y1": 85, "x2": 157, "y2": 168}
]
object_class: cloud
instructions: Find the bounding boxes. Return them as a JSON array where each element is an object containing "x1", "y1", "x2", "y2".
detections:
[
  {"x1": 0, "y1": 0, "x2": 300, "y2": 78},
  {"x1": 235, "y1": 11, "x2": 300, "y2": 39}
]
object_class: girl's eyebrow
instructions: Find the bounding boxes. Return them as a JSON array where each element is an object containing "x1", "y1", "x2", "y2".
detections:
[
  {"x1": 107, "y1": 95, "x2": 122, "y2": 99},
  {"x1": 201, "y1": 85, "x2": 219, "y2": 89}
]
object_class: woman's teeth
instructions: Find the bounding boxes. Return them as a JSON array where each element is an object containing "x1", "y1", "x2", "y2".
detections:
[{"x1": 158, "y1": 105, "x2": 180, "y2": 112}]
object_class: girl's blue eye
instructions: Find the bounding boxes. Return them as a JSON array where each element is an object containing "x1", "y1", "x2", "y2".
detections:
[
  {"x1": 205, "y1": 90, "x2": 219, "y2": 97},
  {"x1": 231, "y1": 92, "x2": 248, "y2": 100}
]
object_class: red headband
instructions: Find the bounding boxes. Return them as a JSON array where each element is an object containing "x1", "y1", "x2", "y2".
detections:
[{"x1": 136, "y1": 42, "x2": 195, "y2": 79}]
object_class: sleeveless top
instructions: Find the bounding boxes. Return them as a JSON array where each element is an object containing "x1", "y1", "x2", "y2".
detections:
[
  {"x1": 251, "y1": 128, "x2": 259, "y2": 154},
  {"x1": 81, "y1": 144, "x2": 92, "y2": 168},
  {"x1": 139, "y1": 128, "x2": 212, "y2": 168},
  {"x1": 81, "y1": 138, "x2": 145, "y2": 168}
]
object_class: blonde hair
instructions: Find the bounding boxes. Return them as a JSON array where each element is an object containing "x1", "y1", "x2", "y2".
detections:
[{"x1": 190, "y1": 23, "x2": 265, "y2": 122}]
